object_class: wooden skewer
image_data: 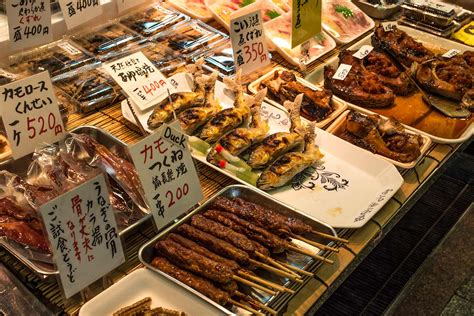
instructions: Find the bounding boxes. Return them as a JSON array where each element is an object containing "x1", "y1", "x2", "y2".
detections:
[
  {"x1": 292, "y1": 234, "x2": 339, "y2": 252},
  {"x1": 249, "y1": 259, "x2": 303, "y2": 283},
  {"x1": 255, "y1": 252, "x2": 300, "y2": 278},
  {"x1": 233, "y1": 275, "x2": 277, "y2": 295},
  {"x1": 311, "y1": 230, "x2": 349, "y2": 243},
  {"x1": 276, "y1": 261, "x2": 314, "y2": 277},
  {"x1": 235, "y1": 291, "x2": 278, "y2": 316},
  {"x1": 238, "y1": 271, "x2": 295, "y2": 294},
  {"x1": 287, "y1": 245, "x2": 334, "y2": 264},
  {"x1": 229, "y1": 298, "x2": 264, "y2": 316}
]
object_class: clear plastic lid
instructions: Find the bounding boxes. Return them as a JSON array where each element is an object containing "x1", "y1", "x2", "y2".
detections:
[
  {"x1": 7, "y1": 40, "x2": 98, "y2": 80},
  {"x1": 119, "y1": 4, "x2": 190, "y2": 38},
  {"x1": 200, "y1": 42, "x2": 235, "y2": 76},
  {"x1": 139, "y1": 43, "x2": 188, "y2": 76}
]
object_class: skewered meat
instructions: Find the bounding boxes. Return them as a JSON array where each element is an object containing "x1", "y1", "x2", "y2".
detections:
[
  {"x1": 261, "y1": 70, "x2": 334, "y2": 122},
  {"x1": 155, "y1": 239, "x2": 234, "y2": 284},
  {"x1": 177, "y1": 224, "x2": 250, "y2": 265},
  {"x1": 372, "y1": 25, "x2": 434, "y2": 67},
  {"x1": 151, "y1": 257, "x2": 230, "y2": 305},
  {"x1": 190, "y1": 215, "x2": 256, "y2": 253},
  {"x1": 324, "y1": 51, "x2": 395, "y2": 107}
]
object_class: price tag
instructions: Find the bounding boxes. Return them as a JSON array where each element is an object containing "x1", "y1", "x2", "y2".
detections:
[
  {"x1": 104, "y1": 52, "x2": 171, "y2": 111},
  {"x1": 58, "y1": 0, "x2": 103, "y2": 30},
  {"x1": 353, "y1": 45, "x2": 374, "y2": 59},
  {"x1": 6, "y1": 0, "x2": 53, "y2": 51},
  {"x1": 332, "y1": 64, "x2": 352, "y2": 81},
  {"x1": 230, "y1": 9, "x2": 271, "y2": 76},
  {"x1": 442, "y1": 49, "x2": 460, "y2": 58},
  {"x1": 58, "y1": 42, "x2": 83, "y2": 56},
  {"x1": 383, "y1": 22, "x2": 397, "y2": 32},
  {"x1": 129, "y1": 124, "x2": 203, "y2": 229},
  {"x1": 0, "y1": 72, "x2": 65, "y2": 160},
  {"x1": 116, "y1": 0, "x2": 147, "y2": 13},
  {"x1": 291, "y1": 0, "x2": 322, "y2": 48},
  {"x1": 40, "y1": 174, "x2": 125, "y2": 299}
]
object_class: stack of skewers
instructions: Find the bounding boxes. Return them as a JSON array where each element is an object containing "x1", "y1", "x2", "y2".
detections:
[{"x1": 150, "y1": 197, "x2": 348, "y2": 315}]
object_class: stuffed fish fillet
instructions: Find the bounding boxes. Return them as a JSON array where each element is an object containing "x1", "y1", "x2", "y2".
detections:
[
  {"x1": 247, "y1": 94, "x2": 305, "y2": 169},
  {"x1": 207, "y1": 88, "x2": 269, "y2": 165},
  {"x1": 257, "y1": 123, "x2": 323, "y2": 190}
]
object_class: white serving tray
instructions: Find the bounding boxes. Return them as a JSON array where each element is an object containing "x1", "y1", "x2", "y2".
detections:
[
  {"x1": 79, "y1": 268, "x2": 224, "y2": 316},
  {"x1": 122, "y1": 74, "x2": 403, "y2": 228},
  {"x1": 326, "y1": 110, "x2": 432, "y2": 169},
  {"x1": 248, "y1": 66, "x2": 347, "y2": 129}
]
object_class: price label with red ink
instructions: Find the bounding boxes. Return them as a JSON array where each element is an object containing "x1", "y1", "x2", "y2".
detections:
[
  {"x1": 442, "y1": 49, "x2": 460, "y2": 58},
  {"x1": 116, "y1": 0, "x2": 147, "y2": 12},
  {"x1": 129, "y1": 124, "x2": 203, "y2": 229},
  {"x1": 39, "y1": 174, "x2": 125, "y2": 298},
  {"x1": 6, "y1": 0, "x2": 53, "y2": 50},
  {"x1": 353, "y1": 45, "x2": 374, "y2": 59},
  {"x1": 0, "y1": 72, "x2": 65, "y2": 160},
  {"x1": 332, "y1": 63, "x2": 352, "y2": 81},
  {"x1": 58, "y1": 0, "x2": 103, "y2": 30},
  {"x1": 104, "y1": 52, "x2": 171, "y2": 111},
  {"x1": 230, "y1": 9, "x2": 271, "y2": 76}
]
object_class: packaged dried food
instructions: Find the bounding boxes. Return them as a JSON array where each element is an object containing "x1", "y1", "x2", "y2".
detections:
[
  {"x1": 352, "y1": 0, "x2": 402, "y2": 19},
  {"x1": 71, "y1": 23, "x2": 147, "y2": 60},
  {"x1": 55, "y1": 66, "x2": 125, "y2": 113},
  {"x1": 401, "y1": 0, "x2": 456, "y2": 28},
  {"x1": 152, "y1": 20, "x2": 228, "y2": 60},
  {"x1": 168, "y1": 0, "x2": 213, "y2": 22},
  {"x1": 322, "y1": 0, "x2": 375, "y2": 43},
  {"x1": 138, "y1": 43, "x2": 187, "y2": 76},
  {"x1": 265, "y1": 13, "x2": 336, "y2": 68},
  {"x1": 119, "y1": 4, "x2": 189, "y2": 38},
  {"x1": 7, "y1": 40, "x2": 98, "y2": 79},
  {"x1": 196, "y1": 42, "x2": 235, "y2": 76}
]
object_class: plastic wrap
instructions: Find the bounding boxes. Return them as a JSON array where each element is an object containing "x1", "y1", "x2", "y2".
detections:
[
  {"x1": 199, "y1": 42, "x2": 235, "y2": 77},
  {"x1": 139, "y1": 43, "x2": 188, "y2": 76}
]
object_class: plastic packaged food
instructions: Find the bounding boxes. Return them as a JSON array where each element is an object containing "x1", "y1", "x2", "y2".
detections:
[
  {"x1": 119, "y1": 4, "x2": 189, "y2": 38},
  {"x1": 198, "y1": 42, "x2": 235, "y2": 76},
  {"x1": 7, "y1": 40, "x2": 98, "y2": 79},
  {"x1": 265, "y1": 13, "x2": 336, "y2": 68},
  {"x1": 401, "y1": 0, "x2": 456, "y2": 27},
  {"x1": 168, "y1": 0, "x2": 213, "y2": 22},
  {"x1": 322, "y1": 0, "x2": 375, "y2": 44},
  {"x1": 152, "y1": 20, "x2": 228, "y2": 60},
  {"x1": 352, "y1": 0, "x2": 402, "y2": 19},
  {"x1": 55, "y1": 66, "x2": 125, "y2": 113},
  {"x1": 205, "y1": 0, "x2": 284, "y2": 31},
  {"x1": 71, "y1": 23, "x2": 147, "y2": 60}
]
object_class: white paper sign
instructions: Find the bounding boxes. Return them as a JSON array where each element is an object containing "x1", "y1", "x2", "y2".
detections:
[
  {"x1": 442, "y1": 49, "x2": 460, "y2": 58},
  {"x1": 0, "y1": 72, "x2": 65, "y2": 159},
  {"x1": 332, "y1": 64, "x2": 352, "y2": 81},
  {"x1": 353, "y1": 45, "x2": 374, "y2": 59},
  {"x1": 7, "y1": 0, "x2": 53, "y2": 50},
  {"x1": 58, "y1": 0, "x2": 103, "y2": 30},
  {"x1": 116, "y1": 0, "x2": 147, "y2": 12},
  {"x1": 104, "y1": 52, "x2": 172, "y2": 111},
  {"x1": 230, "y1": 9, "x2": 271, "y2": 76},
  {"x1": 40, "y1": 174, "x2": 125, "y2": 298},
  {"x1": 129, "y1": 124, "x2": 203, "y2": 229},
  {"x1": 383, "y1": 22, "x2": 397, "y2": 32},
  {"x1": 57, "y1": 41, "x2": 82, "y2": 56}
]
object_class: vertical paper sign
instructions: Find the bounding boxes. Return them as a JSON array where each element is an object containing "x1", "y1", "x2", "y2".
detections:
[
  {"x1": 40, "y1": 174, "x2": 125, "y2": 299},
  {"x1": 104, "y1": 52, "x2": 171, "y2": 111},
  {"x1": 58, "y1": 0, "x2": 103, "y2": 30},
  {"x1": 117, "y1": 0, "x2": 147, "y2": 13},
  {"x1": 0, "y1": 72, "x2": 65, "y2": 160},
  {"x1": 7, "y1": 0, "x2": 53, "y2": 50},
  {"x1": 291, "y1": 0, "x2": 322, "y2": 48},
  {"x1": 230, "y1": 9, "x2": 271, "y2": 76},
  {"x1": 129, "y1": 124, "x2": 203, "y2": 229}
]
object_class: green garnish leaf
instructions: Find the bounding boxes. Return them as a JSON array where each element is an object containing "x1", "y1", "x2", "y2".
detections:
[
  {"x1": 266, "y1": 9, "x2": 281, "y2": 19},
  {"x1": 335, "y1": 5, "x2": 353, "y2": 18},
  {"x1": 241, "y1": 0, "x2": 256, "y2": 7}
]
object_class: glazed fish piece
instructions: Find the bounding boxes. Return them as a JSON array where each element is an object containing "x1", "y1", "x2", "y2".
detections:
[
  {"x1": 199, "y1": 71, "x2": 251, "y2": 143},
  {"x1": 207, "y1": 88, "x2": 269, "y2": 165},
  {"x1": 178, "y1": 72, "x2": 220, "y2": 135},
  {"x1": 247, "y1": 94, "x2": 305, "y2": 169},
  {"x1": 257, "y1": 123, "x2": 323, "y2": 190}
]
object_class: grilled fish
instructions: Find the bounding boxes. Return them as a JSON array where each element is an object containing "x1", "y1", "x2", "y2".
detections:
[
  {"x1": 199, "y1": 71, "x2": 251, "y2": 143},
  {"x1": 178, "y1": 72, "x2": 220, "y2": 135},
  {"x1": 247, "y1": 94, "x2": 305, "y2": 169},
  {"x1": 207, "y1": 88, "x2": 269, "y2": 165},
  {"x1": 257, "y1": 123, "x2": 323, "y2": 190}
]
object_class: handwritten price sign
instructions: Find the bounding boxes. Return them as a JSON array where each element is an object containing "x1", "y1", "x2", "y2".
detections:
[
  {"x1": 332, "y1": 64, "x2": 352, "y2": 81},
  {"x1": 0, "y1": 72, "x2": 64, "y2": 160},
  {"x1": 40, "y1": 174, "x2": 125, "y2": 298},
  {"x1": 353, "y1": 45, "x2": 374, "y2": 59},
  {"x1": 230, "y1": 9, "x2": 270, "y2": 76},
  {"x1": 7, "y1": 0, "x2": 53, "y2": 50},
  {"x1": 129, "y1": 124, "x2": 203, "y2": 229},
  {"x1": 104, "y1": 52, "x2": 171, "y2": 111},
  {"x1": 58, "y1": 0, "x2": 103, "y2": 30}
]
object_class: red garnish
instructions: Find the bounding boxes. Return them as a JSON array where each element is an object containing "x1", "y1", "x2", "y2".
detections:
[
  {"x1": 219, "y1": 160, "x2": 227, "y2": 169},
  {"x1": 215, "y1": 144, "x2": 224, "y2": 153}
]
